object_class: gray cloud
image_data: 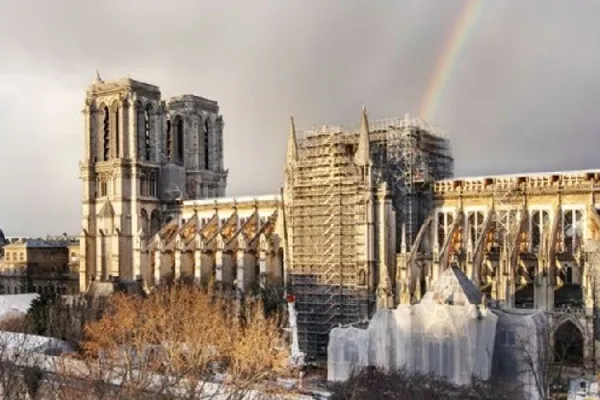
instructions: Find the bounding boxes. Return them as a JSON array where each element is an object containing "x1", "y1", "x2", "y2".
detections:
[{"x1": 0, "y1": 0, "x2": 598, "y2": 236}]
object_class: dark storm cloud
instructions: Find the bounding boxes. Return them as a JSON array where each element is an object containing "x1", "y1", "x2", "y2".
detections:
[{"x1": 0, "y1": 0, "x2": 598, "y2": 236}]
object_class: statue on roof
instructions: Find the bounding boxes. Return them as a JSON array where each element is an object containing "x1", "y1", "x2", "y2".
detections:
[{"x1": 93, "y1": 70, "x2": 104, "y2": 84}]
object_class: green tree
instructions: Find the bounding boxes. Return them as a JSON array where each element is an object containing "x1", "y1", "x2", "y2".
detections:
[{"x1": 26, "y1": 292, "x2": 59, "y2": 336}]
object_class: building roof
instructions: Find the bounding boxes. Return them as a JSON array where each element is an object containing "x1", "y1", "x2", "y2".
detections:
[
  {"x1": 183, "y1": 194, "x2": 281, "y2": 207},
  {"x1": 4, "y1": 238, "x2": 75, "y2": 248},
  {"x1": 444, "y1": 168, "x2": 600, "y2": 183}
]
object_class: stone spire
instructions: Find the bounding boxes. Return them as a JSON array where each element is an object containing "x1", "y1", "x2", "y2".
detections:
[
  {"x1": 355, "y1": 105, "x2": 371, "y2": 166},
  {"x1": 286, "y1": 116, "x2": 298, "y2": 164}
]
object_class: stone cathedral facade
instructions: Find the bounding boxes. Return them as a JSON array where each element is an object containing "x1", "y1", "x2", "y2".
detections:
[
  {"x1": 79, "y1": 74, "x2": 227, "y2": 291},
  {"x1": 76, "y1": 74, "x2": 600, "y2": 367}
]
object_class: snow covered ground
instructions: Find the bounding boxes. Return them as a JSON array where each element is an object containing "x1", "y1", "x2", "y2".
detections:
[{"x1": 0, "y1": 293, "x2": 38, "y2": 319}]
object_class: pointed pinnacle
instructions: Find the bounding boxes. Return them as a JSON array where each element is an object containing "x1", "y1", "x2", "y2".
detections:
[{"x1": 287, "y1": 116, "x2": 298, "y2": 162}]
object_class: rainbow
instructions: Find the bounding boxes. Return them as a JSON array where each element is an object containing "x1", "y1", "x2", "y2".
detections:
[{"x1": 419, "y1": 0, "x2": 483, "y2": 122}]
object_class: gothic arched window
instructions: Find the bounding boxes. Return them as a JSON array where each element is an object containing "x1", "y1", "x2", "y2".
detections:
[
  {"x1": 103, "y1": 107, "x2": 110, "y2": 161},
  {"x1": 204, "y1": 120, "x2": 210, "y2": 170},
  {"x1": 114, "y1": 108, "x2": 120, "y2": 158},
  {"x1": 166, "y1": 118, "x2": 172, "y2": 162},
  {"x1": 177, "y1": 118, "x2": 184, "y2": 162},
  {"x1": 144, "y1": 105, "x2": 151, "y2": 161}
]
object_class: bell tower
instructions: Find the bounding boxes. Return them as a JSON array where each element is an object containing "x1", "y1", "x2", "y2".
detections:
[{"x1": 79, "y1": 72, "x2": 165, "y2": 291}]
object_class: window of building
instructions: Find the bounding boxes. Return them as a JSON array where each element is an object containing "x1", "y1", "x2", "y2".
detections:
[
  {"x1": 98, "y1": 179, "x2": 108, "y2": 197},
  {"x1": 140, "y1": 173, "x2": 157, "y2": 197},
  {"x1": 530, "y1": 210, "x2": 550, "y2": 252},
  {"x1": 436, "y1": 211, "x2": 454, "y2": 249},
  {"x1": 19, "y1": 252, "x2": 24, "y2": 261},
  {"x1": 562, "y1": 208, "x2": 584, "y2": 253},
  {"x1": 565, "y1": 266, "x2": 573, "y2": 284},
  {"x1": 467, "y1": 211, "x2": 485, "y2": 245},
  {"x1": 103, "y1": 107, "x2": 110, "y2": 161},
  {"x1": 150, "y1": 173, "x2": 157, "y2": 197},
  {"x1": 204, "y1": 120, "x2": 210, "y2": 170},
  {"x1": 115, "y1": 108, "x2": 120, "y2": 157},
  {"x1": 166, "y1": 119, "x2": 172, "y2": 162},
  {"x1": 177, "y1": 118, "x2": 184, "y2": 162},
  {"x1": 144, "y1": 106, "x2": 151, "y2": 161}
]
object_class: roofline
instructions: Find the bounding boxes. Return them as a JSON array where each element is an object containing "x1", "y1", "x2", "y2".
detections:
[
  {"x1": 442, "y1": 168, "x2": 600, "y2": 183},
  {"x1": 183, "y1": 194, "x2": 281, "y2": 207}
]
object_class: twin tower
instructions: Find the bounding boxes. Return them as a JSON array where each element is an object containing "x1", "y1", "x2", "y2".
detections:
[{"x1": 79, "y1": 73, "x2": 228, "y2": 291}]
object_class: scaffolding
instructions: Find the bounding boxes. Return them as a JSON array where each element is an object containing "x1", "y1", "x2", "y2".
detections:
[
  {"x1": 284, "y1": 114, "x2": 453, "y2": 358},
  {"x1": 286, "y1": 126, "x2": 368, "y2": 358},
  {"x1": 376, "y1": 113, "x2": 453, "y2": 247}
]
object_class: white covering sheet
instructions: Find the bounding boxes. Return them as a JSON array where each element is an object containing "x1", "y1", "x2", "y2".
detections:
[{"x1": 328, "y1": 303, "x2": 497, "y2": 385}]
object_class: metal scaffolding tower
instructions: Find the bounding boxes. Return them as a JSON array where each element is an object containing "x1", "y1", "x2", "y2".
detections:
[
  {"x1": 284, "y1": 113, "x2": 453, "y2": 358},
  {"x1": 377, "y1": 114, "x2": 453, "y2": 247},
  {"x1": 285, "y1": 126, "x2": 367, "y2": 358}
]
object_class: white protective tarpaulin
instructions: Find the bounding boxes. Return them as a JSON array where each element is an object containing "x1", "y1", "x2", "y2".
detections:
[
  {"x1": 328, "y1": 303, "x2": 497, "y2": 385},
  {"x1": 491, "y1": 308, "x2": 548, "y2": 400},
  {"x1": 328, "y1": 267, "x2": 498, "y2": 385}
]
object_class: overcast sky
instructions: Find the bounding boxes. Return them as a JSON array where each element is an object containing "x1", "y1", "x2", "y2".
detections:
[{"x1": 1, "y1": 0, "x2": 599, "y2": 237}]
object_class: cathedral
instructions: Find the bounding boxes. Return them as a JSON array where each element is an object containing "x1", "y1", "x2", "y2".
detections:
[
  {"x1": 79, "y1": 75, "x2": 600, "y2": 367},
  {"x1": 79, "y1": 74, "x2": 227, "y2": 291}
]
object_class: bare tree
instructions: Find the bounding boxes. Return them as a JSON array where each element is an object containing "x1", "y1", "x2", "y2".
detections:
[
  {"x1": 50, "y1": 284, "x2": 293, "y2": 399},
  {"x1": 516, "y1": 324, "x2": 551, "y2": 400},
  {"x1": 0, "y1": 312, "x2": 30, "y2": 333},
  {"x1": 329, "y1": 368, "x2": 524, "y2": 400},
  {"x1": 0, "y1": 329, "x2": 47, "y2": 399}
]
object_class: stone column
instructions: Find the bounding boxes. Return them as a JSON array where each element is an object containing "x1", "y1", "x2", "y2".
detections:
[
  {"x1": 132, "y1": 229, "x2": 144, "y2": 282},
  {"x1": 96, "y1": 232, "x2": 104, "y2": 281},
  {"x1": 129, "y1": 99, "x2": 141, "y2": 280},
  {"x1": 79, "y1": 231, "x2": 89, "y2": 292},
  {"x1": 194, "y1": 249, "x2": 202, "y2": 282},
  {"x1": 236, "y1": 249, "x2": 245, "y2": 291},
  {"x1": 375, "y1": 185, "x2": 391, "y2": 309},
  {"x1": 111, "y1": 231, "x2": 120, "y2": 278},
  {"x1": 154, "y1": 248, "x2": 162, "y2": 285},
  {"x1": 174, "y1": 240, "x2": 182, "y2": 280},
  {"x1": 215, "y1": 250, "x2": 224, "y2": 282}
]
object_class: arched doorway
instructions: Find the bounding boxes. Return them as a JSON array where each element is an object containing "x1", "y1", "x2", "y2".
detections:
[{"x1": 554, "y1": 320, "x2": 584, "y2": 365}]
